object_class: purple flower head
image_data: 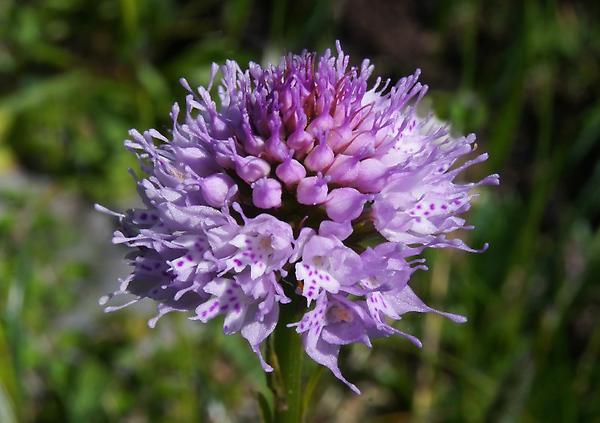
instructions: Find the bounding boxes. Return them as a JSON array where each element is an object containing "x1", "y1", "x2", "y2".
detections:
[{"x1": 98, "y1": 41, "x2": 497, "y2": 393}]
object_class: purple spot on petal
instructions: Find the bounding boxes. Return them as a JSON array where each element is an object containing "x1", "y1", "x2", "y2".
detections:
[
  {"x1": 140, "y1": 213, "x2": 148, "y2": 220},
  {"x1": 177, "y1": 261, "x2": 184, "y2": 267}
]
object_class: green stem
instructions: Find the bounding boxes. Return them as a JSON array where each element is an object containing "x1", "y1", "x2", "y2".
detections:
[{"x1": 270, "y1": 301, "x2": 305, "y2": 423}]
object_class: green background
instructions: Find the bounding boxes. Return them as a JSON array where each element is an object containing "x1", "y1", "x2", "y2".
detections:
[{"x1": 1, "y1": 0, "x2": 599, "y2": 421}]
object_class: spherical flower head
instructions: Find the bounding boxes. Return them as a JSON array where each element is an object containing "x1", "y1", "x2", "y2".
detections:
[{"x1": 97, "y1": 41, "x2": 498, "y2": 393}]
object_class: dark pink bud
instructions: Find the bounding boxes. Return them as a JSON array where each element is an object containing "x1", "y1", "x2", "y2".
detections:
[
  {"x1": 306, "y1": 113, "x2": 334, "y2": 136},
  {"x1": 325, "y1": 188, "x2": 371, "y2": 222},
  {"x1": 252, "y1": 178, "x2": 282, "y2": 209},
  {"x1": 213, "y1": 142, "x2": 236, "y2": 168},
  {"x1": 174, "y1": 146, "x2": 218, "y2": 177},
  {"x1": 287, "y1": 129, "x2": 314, "y2": 157},
  {"x1": 208, "y1": 111, "x2": 231, "y2": 139},
  {"x1": 325, "y1": 154, "x2": 361, "y2": 185},
  {"x1": 326, "y1": 124, "x2": 353, "y2": 153},
  {"x1": 279, "y1": 87, "x2": 293, "y2": 112},
  {"x1": 304, "y1": 137, "x2": 334, "y2": 172},
  {"x1": 276, "y1": 155, "x2": 306, "y2": 187},
  {"x1": 296, "y1": 173, "x2": 330, "y2": 205},
  {"x1": 265, "y1": 116, "x2": 288, "y2": 162},
  {"x1": 241, "y1": 119, "x2": 265, "y2": 156},
  {"x1": 200, "y1": 173, "x2": 236, "y2": 207},
  {"x1": 354, "y1": 158, "x2": 388, "y2": 193},
  {"x1": 343, "y1": 130, "x2": 375, "y2": 155},
  {"x1": 234, "y1": 155, "x2": 271, "y2": 184},
  {"x1": 332, "y1": 103, "x2": 348, "y2": 126}
]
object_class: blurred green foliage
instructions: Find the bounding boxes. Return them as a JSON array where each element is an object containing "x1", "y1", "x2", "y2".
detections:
[{"x1": 1, "y1": 0, "x2": 599, "y2": 421}]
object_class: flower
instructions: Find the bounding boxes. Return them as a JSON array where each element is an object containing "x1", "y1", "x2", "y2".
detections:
[{"x1": 98, "y1": 42, "x2": 498, "y2": 393}]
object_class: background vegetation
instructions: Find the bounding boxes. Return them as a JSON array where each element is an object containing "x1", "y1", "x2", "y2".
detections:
[{"x1": 1, "y1": 0, "x2": 599, "y2": 421}]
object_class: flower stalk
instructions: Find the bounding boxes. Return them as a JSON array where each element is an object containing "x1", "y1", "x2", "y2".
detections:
[{"x1": 270, "y1": 301, "x2": 305, "y2": 423}]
